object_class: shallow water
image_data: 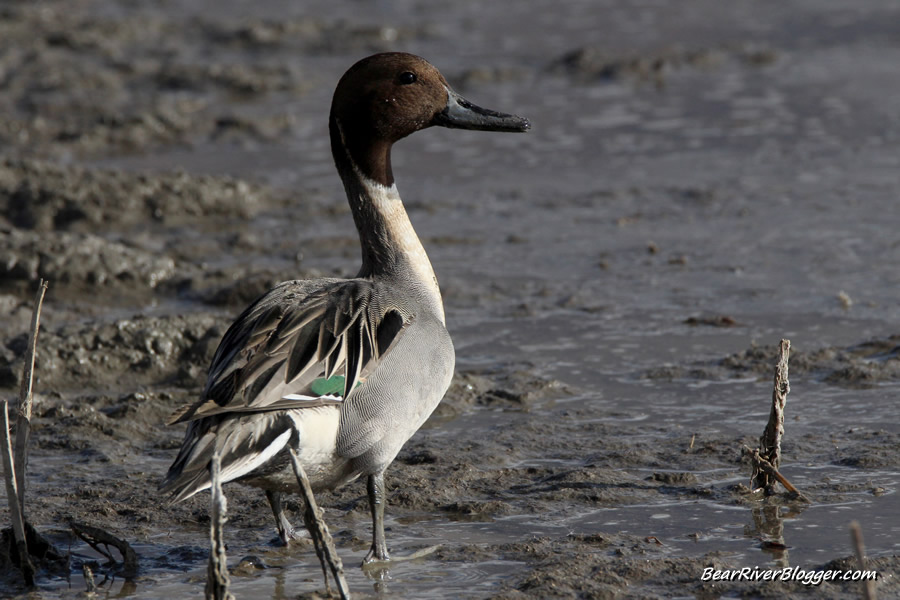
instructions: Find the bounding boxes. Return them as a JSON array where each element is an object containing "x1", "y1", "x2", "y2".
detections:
[{"x1": 3, "y1": 0, "x2": 900, "y2": 598}]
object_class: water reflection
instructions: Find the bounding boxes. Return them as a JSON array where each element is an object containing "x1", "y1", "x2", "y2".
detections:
[
  {"x1": 364, "y1": 562, "x2": 392, "y2": 596},
  {"x1": 272, "y1": 564, "x2": 286, "y2": 599},
  {"x1": 112, "y1": 579, "x2": 138, "y2": 598},
  {"x1": 744, "y1": 503, "x2": 808, "y2": 568}
]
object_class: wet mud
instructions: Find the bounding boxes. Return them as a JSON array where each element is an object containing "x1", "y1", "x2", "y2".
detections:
[
  {"x1": 2, "y1": 0, "x2": 900, "y2": 598},
  {"x1": 642, "y1": 335, "x2": 900, "y2": 388}
]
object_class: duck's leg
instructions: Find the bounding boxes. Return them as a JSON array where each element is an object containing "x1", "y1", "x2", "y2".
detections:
[
  {"x1": 363, "y1": 471, "x2": 390, "y2": 563},
  {"x1": 266, "y1": 490, "x2": 302, "y2": 545}
]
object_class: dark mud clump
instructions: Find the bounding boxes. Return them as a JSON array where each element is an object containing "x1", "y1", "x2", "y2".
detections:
[
  {"x1": 200, "y1": 17, "x2": 434, "y2": 55},
  {"x1": 550, "y1": 42, "x2": 777, "y2": 84},
  {"x1": 433, "y1": 366, "x2": 573, "y2": 419},
  {"x1": 0, "y1": 228, "x2": 176, "y2": 291},
  {"x1": 0, "y1": 159, "x2": 276, "y2": 231},
  {"x1": 0, "y1": 159, "x2": 322, "y2": 315},
  {"x1": 0, "y1": 313, "x2": 227, "y2": 392},
  {"x1": 641, "y1": 335, "x2": 900, "y2": 387},
  {"x1": 828, "y1": 429, "x2": 900, "y2": 470}
]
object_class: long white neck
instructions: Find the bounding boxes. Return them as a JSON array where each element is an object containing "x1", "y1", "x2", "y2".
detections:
[
  {"x1": 330, "y1": 116, "x2": 445, "y2": 322},
  {"x1": 344, "y1": 167, "x2": 445, "y2": 323}
]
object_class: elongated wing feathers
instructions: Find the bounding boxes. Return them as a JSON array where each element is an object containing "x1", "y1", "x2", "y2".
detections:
[
  {"x1": 160, "y1": 412, "x2": 297, "y2": 502},
  {"x1": 170, "y1": 279, "x2": 411, "y2": 423}
]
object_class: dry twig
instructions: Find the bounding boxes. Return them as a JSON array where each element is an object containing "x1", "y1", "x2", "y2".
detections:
[
  {"x1": 14, "y1": 280, "x2": 48, "y2": 509},
  {"x1": 69, "y1": 521, "x2": 139, "y2": 580},
  {"x1": 288, "y1": 446, "x2": 351, "y2": 600},
  {"x1": 0, "y1": 281, "x2": 47, "y2": 586},
  {"x1": 206, "y1": 451, "x2": 234, "y2": 600},
  {"x1": 751, "y1": 339, "x2": 801, "y2": 495},
  {"x1": 850, "y1": 521, "x2": 877, "y2": 600},
  {"x1": 83, "y1": 563, "x2": 97, "y2": 594},
  {"x1": 2, "y1": 400, "x2": 34, "y2": 585},
  {"x1": 742, "y1": 445, "x2": 810, "y2": 503}
]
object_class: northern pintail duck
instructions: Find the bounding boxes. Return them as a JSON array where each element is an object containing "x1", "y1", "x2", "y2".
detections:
[{"x1": 160, "y1": 52, "x2": 529, "y2": 563}]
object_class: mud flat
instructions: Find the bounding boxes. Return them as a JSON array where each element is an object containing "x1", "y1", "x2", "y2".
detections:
[{"x1": 3, "y1": 0, "x2": 900, "y2": 598}]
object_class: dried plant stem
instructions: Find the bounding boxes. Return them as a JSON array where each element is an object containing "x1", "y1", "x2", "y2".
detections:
[
  {"x1": 206, "y1": 452, "x2": 234, "y2": 600},
  {"x1": 1, "y1": 281, "x2": 46, "y2": 588},
  {"x1": 14, "y1": 280, "x2": 47, "y2": 510},
  {"x1": 83, "y1": 564, "x2": 97, "y2": 594},
  {"x1": 742, "y1": 445, "x2": 810, "y2": 503},
  {"x1": 69, "y1": 521, "x2": 139, "y2": 580},
  {"x1": 288, "y1": 446, "x2": 351, "y2": 600},
  {"x1": 2, "y1": 400, "x2": 34, "y2": 585},
  {"x1": 850, "y1": 521, "x2": 877, "y2": 600},
  {"x1": 752, "y1": 339, "x2": 791, "y2": 493}
]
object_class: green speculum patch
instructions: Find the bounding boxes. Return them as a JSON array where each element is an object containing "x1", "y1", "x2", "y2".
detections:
[{"x1": 310, "y1": 375, "x2": 361, "y2": 397}]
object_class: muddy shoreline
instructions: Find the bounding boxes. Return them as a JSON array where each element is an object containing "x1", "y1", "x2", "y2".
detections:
[
  {"x1": 3, "y1": 1, "x2": 900, "y2": 598},
  {"x1": 3, "y1": 162, "x2": 897, "y2": 599}
]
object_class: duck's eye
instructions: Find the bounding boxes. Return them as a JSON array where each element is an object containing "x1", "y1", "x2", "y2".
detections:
[{"x1": 398, "y1": 71, "x2": 417, "y2": 85}]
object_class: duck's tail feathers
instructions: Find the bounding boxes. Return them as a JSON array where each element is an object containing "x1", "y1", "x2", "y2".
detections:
[{"x1": 159, "y1": 412, "x2": 296, "y2": 503}]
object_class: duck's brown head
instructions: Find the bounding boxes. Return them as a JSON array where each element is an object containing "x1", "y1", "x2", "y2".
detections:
[{"x1": 330, "y1": 52, "x2": 529, "y2": 187}]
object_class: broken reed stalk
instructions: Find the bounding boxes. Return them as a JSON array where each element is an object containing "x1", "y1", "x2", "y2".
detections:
[
  {"x1": 206, "y1": 451, "x2": 234, "y2": 600},
  {"x1": 83, "y1": 564, "x2": 97, "y2": 594},
  {"x1": 14, "y1": 279, "x2": 48, "y2": 510},
  {"x1": 850, "y1": 521, "x2": 877, "y2": 600},
  {"x1": 752, "y1": 338, "x2": 791, "y2": 493},
  {"x1": 0, "y1": 281, "x2": 46, "y2": 587},
  {"x1": 70, "y1": 521, "x2": 139, "y2": 580},
  {"x1": 288, "y1": 446, "x2": 351, "y2": 600},
  {"x1": 742, "y1": 445, "x2": 810, "y2": 503},
  {"x1": 2, "y1": 400, "x2": 35, "y2": 585}
]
